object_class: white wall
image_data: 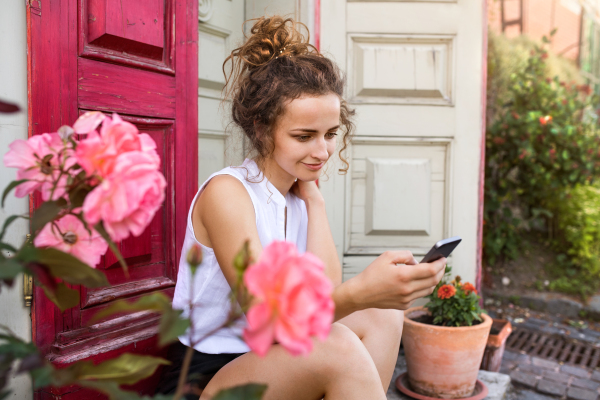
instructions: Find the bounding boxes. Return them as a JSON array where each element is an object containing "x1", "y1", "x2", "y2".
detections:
[{"x1": 0, "y1": 1, "x2": 33, "y2": 399}]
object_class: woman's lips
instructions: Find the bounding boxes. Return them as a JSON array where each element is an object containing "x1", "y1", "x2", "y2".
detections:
[{"x1": 302, "y1": 162, "x2": 324, "y2": 171}]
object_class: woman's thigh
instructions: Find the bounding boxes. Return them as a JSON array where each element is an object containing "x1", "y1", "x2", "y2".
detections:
[
  {"x1": 200, "y1": 323, "x2": 387, "y2": 400},
  {"x1": 337, "y1": 308, "x2": 404, "y2": 390}
]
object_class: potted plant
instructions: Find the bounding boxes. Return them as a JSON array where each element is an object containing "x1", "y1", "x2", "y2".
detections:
[{"x1": 401, "y1": 268, "x2": 492, "y2": 399}]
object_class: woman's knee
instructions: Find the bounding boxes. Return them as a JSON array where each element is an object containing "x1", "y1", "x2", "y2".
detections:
[
  {"x1": 362, "y1": 308, "x2": 404, "y2": 336},
  {"x1": 319, "y1": 324, "x2": 376, "y2": 374}
]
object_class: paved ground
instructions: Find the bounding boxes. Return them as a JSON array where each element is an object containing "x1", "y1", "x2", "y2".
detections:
[
  {"x1": 385, "y1": 350, "x2": 600, "y2": 400},
  {"x1": 500, "y1": 350, "x2": 600, "y2": 400}
]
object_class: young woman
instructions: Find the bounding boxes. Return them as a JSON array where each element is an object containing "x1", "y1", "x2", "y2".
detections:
[{"x1": 157, "y1": 16, "x2": 446, "y2": 400}]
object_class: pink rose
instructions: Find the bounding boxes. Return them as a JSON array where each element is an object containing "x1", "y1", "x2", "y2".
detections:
[
  {"x1": 74, "y1": 112, "x2": 165, "y2": 242},
  {"x1": 243, "y1": 241, "x2": 334, "y2": 357},
  {"x1": 82, "y1": 151, "x2": 166, "y2": 241},
  {"x1": 75, "y1": 113, "x2": 159, "y2": 177},
  {"x1": 34, "y1": 214, "x2": 108, "y2": 267},
  {"x1": 3, "y1": 133, "x2": 75, "y2": 201}
]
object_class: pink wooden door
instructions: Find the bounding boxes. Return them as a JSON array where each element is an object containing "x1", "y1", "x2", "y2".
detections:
[{"x1": 27, "y1": 1, "x2": 197, "y2": 398}]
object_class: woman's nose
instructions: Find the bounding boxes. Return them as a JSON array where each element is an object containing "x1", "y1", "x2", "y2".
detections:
[{"x1": 311, "y1": 137, "x2": 329, "y2": 160}]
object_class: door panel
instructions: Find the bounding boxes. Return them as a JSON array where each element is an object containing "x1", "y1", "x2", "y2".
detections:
[
  {"x1": 81, "y1": 0, "x2": 175, "y2": 73},
  {"x1": 77, "y1": 58, "x2": 176, "y2": 118},
  {"x1": 29, "y1": 0, "x2": 197, "y2": 397},
  {"x1": 320, "y1": 0, "x2": 485, "y2": 284}
]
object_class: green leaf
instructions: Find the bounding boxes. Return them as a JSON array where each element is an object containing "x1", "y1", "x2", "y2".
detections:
[
  {"x1": 0, "y1": 258, "x2": 24, "y2": 281},
  {"x1": 90, "y1": 293, "x2": 189, "y2": 347},
  {"x1": 31, "y1": 199, "x2": 68, "y2": 233},
  {"x1": 0, "y1": 242, "x2": 18, "y2": 254},
  {"x1": 68, "y1": 186, "x2": 91, "y2": 209},
  {"x1": 77, "y1": 354, "x2": 170, "y2": 385},
  {"x1": 158, "y1": 308, "x2": 190, "y2": 347},
  {"x1": 1, "y1": 180, "x2": 27, "y2": 208},
  {"x1": 0, "y1": 215, "x2": 26, "y2": 242},
  {"x1": 213, "y1": 383, "x2": 268, "y2": 400},
  {"x1": 92, "y1": 292, "x2": 173, "y2": 321},
  {"x1": 18, "y1": 247, "x2": 108, "y2": 288},
  {"x1": 78, "y1": 381, "x2": 173, "y2": 400},
  {"x1": 94, "y1": 223, "x2": 128, "y2": 275},
  {"x1": 30, "y1": 365, "x2": 54, "y2": 389},
  {"x1": 40, "y1": 282, "x2": 79, "y2": 312}
]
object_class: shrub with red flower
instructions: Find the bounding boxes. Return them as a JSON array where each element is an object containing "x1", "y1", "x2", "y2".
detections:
[{"x1": 425, "y1": 266, "x2": 485, "y2": 327}]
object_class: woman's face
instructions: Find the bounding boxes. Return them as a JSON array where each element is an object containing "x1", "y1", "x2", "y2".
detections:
[{"x1": 270, "y1": 93, "x2": 341, "y2": 182}]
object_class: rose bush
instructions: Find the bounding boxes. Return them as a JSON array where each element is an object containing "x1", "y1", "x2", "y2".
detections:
[{"x1": 0, "y1": 111, "x2": 333, "y2": 399}]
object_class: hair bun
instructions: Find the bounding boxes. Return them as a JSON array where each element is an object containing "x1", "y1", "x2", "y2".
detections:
[{"x1": 236, "y1": 16, "x2": 318, "y2": 69}]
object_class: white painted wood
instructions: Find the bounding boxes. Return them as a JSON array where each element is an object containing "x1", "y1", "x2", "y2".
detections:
[
  {"x1": 349, "y1": 34, "x2": 454, "y2": 105},
  {"x1": 197, "y1": 0, "x2": 246, "y2": 185},
  {"x1": 320, "y1": 0, "x2": 485, "y2": 284},
  {"x1": 365, "y1": 158, "x2": 431, "y2": 236}
]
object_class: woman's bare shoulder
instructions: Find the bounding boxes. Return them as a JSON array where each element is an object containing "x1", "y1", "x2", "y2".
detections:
[{"x1": 196, "y1": 175, "x2": 254, "y2": 222}]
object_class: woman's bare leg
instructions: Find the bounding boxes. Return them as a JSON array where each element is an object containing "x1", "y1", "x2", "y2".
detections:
[
  {"x1": 200, "y1": 323, "x2": 386, "y2": 400},
  {"x1": 338, "y1": 308, "x2": 403, "y2": 390}
]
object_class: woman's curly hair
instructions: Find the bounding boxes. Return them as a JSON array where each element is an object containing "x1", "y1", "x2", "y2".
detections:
[{"x1": 222, "y1": 16, "x2": 355, "y2": 173}]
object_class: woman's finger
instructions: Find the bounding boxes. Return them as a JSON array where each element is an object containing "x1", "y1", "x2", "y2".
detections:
[
  {"x1": 398, "y1": 257, "x2": 446, "y2": 281},
  {"x1": 384, "y1": 250, "x2": 417, "y2": 265}
]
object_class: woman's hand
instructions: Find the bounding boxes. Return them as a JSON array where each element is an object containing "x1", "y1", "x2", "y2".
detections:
[
  {"x1": 348, "y1": 251, "x2": 446, "y2": 311},
  {"x1": 291, "y1": 180, "x2": 324, "y2": 204}
]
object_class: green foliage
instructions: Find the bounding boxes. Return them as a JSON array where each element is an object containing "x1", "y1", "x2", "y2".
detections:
[
  {"x1": 92, "y1": 293, "x2": 190, "y2": 347},
  {"x1": 423, "y1": 267, "x2": 486, "y2": 327},
  {"x1": 213, "y1": 384, "x2": 267, "y2": 400},
  {"x1": 545, "y1": 184, "x2": 600, "y2": 296},
  {"x1": 484, "y1": 34, "x2": 600, "y2": 265}
]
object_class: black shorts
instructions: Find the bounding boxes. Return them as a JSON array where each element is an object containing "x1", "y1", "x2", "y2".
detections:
[{"x1": 155, "y1": 341, "x2": 246, "y2": 399}]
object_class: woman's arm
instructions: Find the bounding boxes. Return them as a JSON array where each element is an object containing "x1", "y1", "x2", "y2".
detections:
[
  {"x1": 332, "y1": 252, "x2": 447, "y2": 321},
  {"x1": 292, "y1": 181, "x2": 342, "y2": 286},
  {"x1": 195, "y1": 175, "x2": 264, "y2": 289}
]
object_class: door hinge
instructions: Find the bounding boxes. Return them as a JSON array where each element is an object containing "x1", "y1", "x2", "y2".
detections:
[{"x1": 28, "y1": 0, "x2": 41, "y2": 17}]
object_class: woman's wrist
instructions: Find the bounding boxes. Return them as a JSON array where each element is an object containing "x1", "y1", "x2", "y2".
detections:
[
  {"x1": 332, "y1": 276, "x2": 365, "y2": 321},
  {"x1": 304, "y1": 195, "x2": 325, "y2": 209}
]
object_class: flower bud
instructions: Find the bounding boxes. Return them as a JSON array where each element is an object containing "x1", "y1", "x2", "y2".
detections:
[
  {"x1": 186, "y1": 244, "x2": 203, "y2": 274},
  {"x1": 58, "y1": 125, "x2": 75, "y2": 140}
]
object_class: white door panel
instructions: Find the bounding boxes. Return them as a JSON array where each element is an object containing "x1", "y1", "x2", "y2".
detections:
[{"x1": 321, "y1": 0, "x2": 484, "y2": 284}]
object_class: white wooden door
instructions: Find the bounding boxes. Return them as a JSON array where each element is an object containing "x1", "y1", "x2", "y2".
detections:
[
  {"x1": 320, "y1": 1, "x2": 486, "y2": 284},
  {"x1": 197, "y1": 0, "x2": 246, "y2": 184}
]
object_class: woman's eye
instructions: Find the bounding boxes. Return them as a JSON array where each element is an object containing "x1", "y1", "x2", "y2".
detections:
[
  {"x1": 298, "y1": 136, "x2": 311, "y2": 142},
  {"x1": 326, "y1": 132, "x2": 338, "y2": 139}
]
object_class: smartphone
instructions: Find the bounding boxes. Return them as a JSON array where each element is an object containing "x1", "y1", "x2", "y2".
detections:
[{"x1": 420, "y1": 236, "x2": 462, "y2": 263}]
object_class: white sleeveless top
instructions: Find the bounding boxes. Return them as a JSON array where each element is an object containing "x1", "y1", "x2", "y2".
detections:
[{"x1": 172, "y1": 159, "x2": 308, "y2": 354}]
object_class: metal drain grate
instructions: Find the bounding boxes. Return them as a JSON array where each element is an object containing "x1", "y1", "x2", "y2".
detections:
[{"x1": 506, "y1": 327, "x2": 600, "y2": 369}]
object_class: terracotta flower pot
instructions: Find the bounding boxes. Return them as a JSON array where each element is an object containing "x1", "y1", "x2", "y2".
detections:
[
  {"x1": 480, "y1": 319, "x2": 512, "y2": 372},
  {"x1": 402, "y1": 306, "x2": 492, "y2": 399}
]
